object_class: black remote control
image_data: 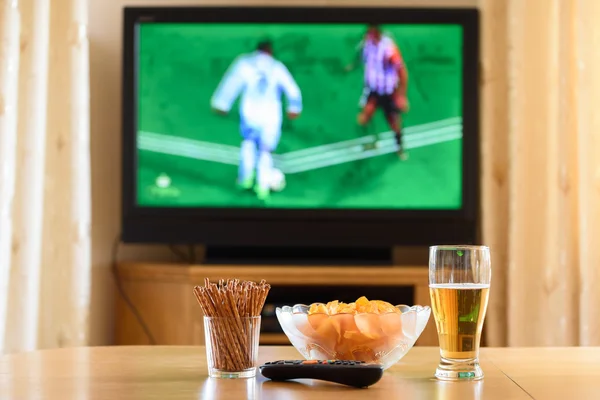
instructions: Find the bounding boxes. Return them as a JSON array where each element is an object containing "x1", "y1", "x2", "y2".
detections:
[{"x1": 259, "y1": 360, "x2": 384, "y2": 388}]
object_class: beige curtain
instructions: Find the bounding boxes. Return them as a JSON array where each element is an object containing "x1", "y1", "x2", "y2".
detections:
[
  {"x1": 0, "y1": 0, "x2": 91, "y2": 353},
  {"x1": 482, "y1": 0, "x2": 600, "y2": 346}
]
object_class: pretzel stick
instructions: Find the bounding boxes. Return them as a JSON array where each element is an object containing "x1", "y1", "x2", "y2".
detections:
[
  {"x1": 217, "y1": 286, "x2": 246, "y2": 368},
  {"x1": 208, "y1": 284, "x2": 246, "y2": 369},
  {"x1": 194, "y1": 287, "x2": 235, "y2": 371},
  {"x1": 193, "y1": 279, "x2": 270, "y2": 372},
  {"x1": 198, "y1": 288, "x2": 231, "y2": 370}
]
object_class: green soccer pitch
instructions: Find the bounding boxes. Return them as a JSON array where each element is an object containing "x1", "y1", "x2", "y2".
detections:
[{"x1": 136, "y1": 23, "x2": 463, "y2": 209}]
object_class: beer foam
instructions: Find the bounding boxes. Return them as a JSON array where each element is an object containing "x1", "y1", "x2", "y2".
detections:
[{"x1": 429, "y1": 283, "x2": 490, "y2": 289}]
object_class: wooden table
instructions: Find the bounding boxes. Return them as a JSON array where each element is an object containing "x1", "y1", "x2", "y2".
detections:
[{"x1": 0, "y1": 346, "x2": 598, "y2": 399}]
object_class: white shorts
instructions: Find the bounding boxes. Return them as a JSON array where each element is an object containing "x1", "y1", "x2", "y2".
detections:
[{"x1": 240, "y1": 117, "x2": 281, "y2": 152}]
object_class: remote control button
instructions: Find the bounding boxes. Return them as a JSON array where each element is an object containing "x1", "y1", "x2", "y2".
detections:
[
  {"x1": 284, "y1": 361, "x2": 294, "y2": 364},
  {"x1": 302, "y1": 360, "x2": 319, "y2": 365},
  {"x1": 293, "y1": 360, "x2": 303, "y2": 364}
]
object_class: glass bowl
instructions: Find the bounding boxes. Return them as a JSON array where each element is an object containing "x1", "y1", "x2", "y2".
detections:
[{"x1": 276, "y1": 304, "x2": 431, "y2": 370}]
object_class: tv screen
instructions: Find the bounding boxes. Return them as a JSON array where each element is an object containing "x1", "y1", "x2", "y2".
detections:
[
  {"x1": 122, "y1": 7, "x2": 479, "y2": 246},
  {"x1": 137, "y1": 22, "x2": 462, "y2": 209}
]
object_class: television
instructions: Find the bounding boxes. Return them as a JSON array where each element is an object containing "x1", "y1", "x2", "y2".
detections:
[{"x1": 121, "y1": 6, "x2": 480, "y2": 251}]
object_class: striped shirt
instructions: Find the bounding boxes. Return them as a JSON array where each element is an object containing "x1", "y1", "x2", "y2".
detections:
[{"x1": 361, "y1": 35, "x2": 403, "y2": 95}]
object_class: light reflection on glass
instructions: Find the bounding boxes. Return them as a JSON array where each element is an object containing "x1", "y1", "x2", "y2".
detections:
[
  {"x1": 199, "y1": 377, "x2": 260, "y2": 400},
  {"x1": 436, "y1": 379, "x2": 483, "y2": 400}
]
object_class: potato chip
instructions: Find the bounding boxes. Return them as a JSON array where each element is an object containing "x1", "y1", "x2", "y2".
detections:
[
  {"x1": 337, "y1": 303, "x2": 357, "y2": 314},
  {"x1": 298, "y1": 296, "x2": 410, "y2": 364},
  {"x1": 308, "y1": 296, "x2": 398, "y2": 315},
  {"x1": 374, "y1": 300, "x2": 399, "y2": 314},
  {"x1": 326, "y1": 300, "x2": 340, "y2": 315},
  {"x1": 309, "y1": 303, "x2": 327, "y2": 315}
]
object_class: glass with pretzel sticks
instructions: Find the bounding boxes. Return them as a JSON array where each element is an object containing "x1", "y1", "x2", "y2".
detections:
[{"x1": 194, "y1": 279, "x2": 271, "y2": 378}]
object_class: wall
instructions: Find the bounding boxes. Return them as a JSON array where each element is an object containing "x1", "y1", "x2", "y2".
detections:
[{"x1": 88, "y1": 0, "x2": 479, "y2": 345}]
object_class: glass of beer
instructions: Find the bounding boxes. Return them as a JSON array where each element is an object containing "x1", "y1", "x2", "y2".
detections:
[{"x1": 429, "y1": 245, "x2": 491, "y2": 381}]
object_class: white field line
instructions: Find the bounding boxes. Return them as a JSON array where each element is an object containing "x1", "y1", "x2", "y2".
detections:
[
  {"x1": 139, "y1": 129, "x2": 462, "y2": 174},
  {"x1": 140, "y1": 124, "x2": 461, "y2": 169},
  {"x1": 138, "y1": 116, "x2": 461, "y2": 161},
  {"x1": 279, "y1": 116, "x2": 461, "y2": 159},
  {"x1": 139, "y1": 131, "x2": 245, "y2": 160},
  {"x1": 279, "y1": 125, "x2": 461, "y2": 167},
  {"x1": 138, "y1": 138, "x2": 240, "y2": 165},
  {"x1": 139, "y1": 136, "x2": 293, "y2": 168},
  {"x1": 282, "y1": 132, "x2": 462, "y2": 174}
]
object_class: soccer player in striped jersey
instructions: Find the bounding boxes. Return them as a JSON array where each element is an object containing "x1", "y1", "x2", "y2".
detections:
[
  {"x1": 350, "y1": 24, "x2": 409, "y2": 160},
  {"x1": 211, "y1": 39, "x2": 302, "y2": 201}
]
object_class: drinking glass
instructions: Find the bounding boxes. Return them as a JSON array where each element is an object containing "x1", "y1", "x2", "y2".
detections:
[
  {"x1": 204, "y1": 316, "x2": 261, "y2": 378},
  {"x1": 429, "y1": 245, "x2": 491, "y2": 381}
]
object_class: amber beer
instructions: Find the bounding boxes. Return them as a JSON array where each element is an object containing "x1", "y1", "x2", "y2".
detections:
[{"x1": 429, "y1": 283, "x2": 490, "y2": 360}]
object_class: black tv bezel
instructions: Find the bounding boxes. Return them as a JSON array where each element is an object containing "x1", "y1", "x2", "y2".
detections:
[{"x1": 122, "y1": 6, "x2": 480, "y2": 247}]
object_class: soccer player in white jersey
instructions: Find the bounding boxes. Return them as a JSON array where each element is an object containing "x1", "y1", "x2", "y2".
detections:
[
  {"x1": 211, "y1": 40, "x2": 302, "y2": 201},
  {"x1": 352, "y1": 24, "x2": 409, "y2": 159}
]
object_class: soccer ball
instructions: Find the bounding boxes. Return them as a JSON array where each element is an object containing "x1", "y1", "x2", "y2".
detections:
[{"x1": 269, "y1": 168, "x2": 286, "y2": 192}]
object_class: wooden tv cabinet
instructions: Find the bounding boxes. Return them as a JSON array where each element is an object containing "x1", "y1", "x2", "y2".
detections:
[{"x1": 114, "y1": 263, "x2": 437, "y2": 347}]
